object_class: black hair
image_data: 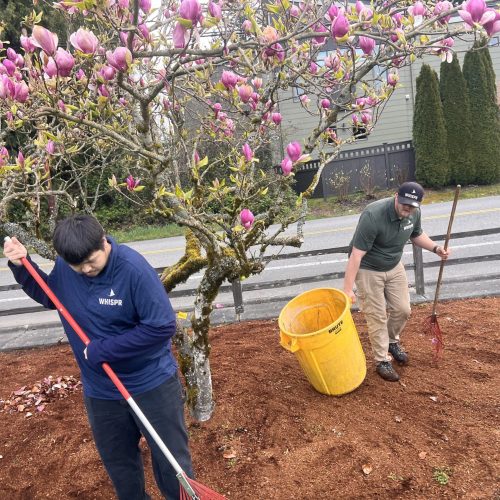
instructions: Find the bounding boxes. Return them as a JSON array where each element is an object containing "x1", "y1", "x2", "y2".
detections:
[{"x1": 52, "y1": 215, "x2": 105, "y2": 265}]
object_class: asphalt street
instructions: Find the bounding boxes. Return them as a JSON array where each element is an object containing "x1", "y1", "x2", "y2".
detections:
[{"x1": 1, "y1": 195, "x2": 499, "y2": 350}]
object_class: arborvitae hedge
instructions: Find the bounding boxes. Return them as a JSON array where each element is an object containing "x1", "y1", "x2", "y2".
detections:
[
  {"x1": 413, "y1": 64, "x2": 449, "y2": 187},
  {"x1": 439, "y1": 54, "x2": 474, "y2": 185},
  {"x1": 463, "y1": 43, "x2": 500, "y2": 184}
]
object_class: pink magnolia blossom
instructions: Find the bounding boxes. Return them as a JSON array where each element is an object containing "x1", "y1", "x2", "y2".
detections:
[
  {"x1": 433, "y1": 1, "x2": 453, "y2": 24},
  {"x1": 1, "y1": 74, "x2": 15, "y2": 99},
  {"x1": 324, "y1": 53, "x2": 340, "y2": 71},
  {"x1": 299, "y1": 94, "x2": 310, "y2": 106},
  {"x1": 126, "y1": 175, "x2": 141, "y2": 191},
  {"x1": 326, "y1": 5, "x2": 341, "y2": 21},
  {"x1": 261, "y1": 26, "x2": 279, "y2": 44},
  {"x1": 272, "y1": 112, "x2": 282, "y2": 125},
  {"x1": 252, "y1": 77, "x2": 263, "y2": 89},
  {"x1": 208, "y1": 0, "x2": 222, "y2": 19},
  {"x1": 290, "y1": 5, "x2": 300, "y2": 17},
  {"x1": 138, "y1": 24, "x2": 151, "y2": 41},
  {"x1": 57, "y1": 99, "x2": 66, "y2": 112},
  {"x1": 434, "y1": 37, "x2": 455, "y2": 62},
  {"x1": 221, "y1": 70, "x2": 238, "y2": 89},
  {"x1": 309, "y1": 62, "x2": 319, "y2": 74},
  {"x1": 387, "y1": 72, "x2": 399, "y2": 87},
  {"x1": 392, "y1": 12, "x2": 403, "y2": 27},
  {"x1": 55, "y1": 48, "x2": 75, "y2": 77},
  {"x1": 263, "y1": 43, "x2": 285, "y2": 62},
  {"x1": 286, "y1": 142, "x2": 302, "y2": 162},
  {"x1": 173, "y1": 22, "x2": 188, "y2": 49},
  {"x1": 139, "y1": 0, "x2": 151, "y2": 13},
  {"x1": 44, "y1": 58, "x2": 58, "y2": 78},
  {"x1": 99, "y1": 65, "x2": 116, "y2": 81},
  {"x1": 106, "y1": 47, "x2": 133, "y2": 72},
  {"x1": 17, "y1": 151, "x2": 25, "y2": 167},
  {"x1": 242, "y1": 20, "x2": 252, "y2": 32},
  {"x1": 212, "y1": 102, "x2": 222, "y2": 117},
  {"x1": 20, "y1": 35, "x2": 36, "y2": 53},
  {"x1": 98, "y1": 84, "x2": 110, "y2": 97},
  {"x1": 0, "y1": 146, "x2": 8, "y2": 166},
  {"x1": 118, "y1": 0, "x2": 130, "y2": 8},
  {"x1": 14, "y1": 81, "x2": 29, "y2": 103},
  {"x1": 46, "y1": 141, "x2": 56, "y2": 155},
  {"x1": 459, "y1": 0, "x2": 493, "y2": 27},
  {"x1": 238, "y1": 84, "x2": 253, "y2": 103},
  {"x1": 331, "y1": 14, "x2": 350, "y2": 38},
  {"x1": 409, "y1": 1, "x2": 427, "y2": 17},
  {"x1": 76, "y1": 68, "x2": 86, "y2": 80},
  {"x1": 1, "y1": 60, "x2": 16, "y2": 77},
  {"x1": 15, "y1": 55, "x2": 24, "y2": 68},
  {"x1": 359, "y1": 36, "x2": 376, "y2": 55},
  {"x1": 239, "y1": 208, "x2": 254, "y2": 229},
  {"x1": 483, "y1": 9, "x2": 500, "y2": 36},
  {"x1": 7, "y1": 48, "x2": 17, "y2": 61},
  {"x1": 70, "y1": 28, "x2": 99, "y2": 54},
  {"x1": 321, "y1": 98, "x2": 331, "y2": 109},
  {"x1": 242, "y1": 143, "x2": 254, "y2": 162},
  {"x1": 32, "y1": 26, "x2": 58, "y2": 56},
  {"x1": 312, "y1": 23, "x2": 328, "y2": 45},
  {"x1": 361, "y1": 111, "x2": 372, "y2": 125},
  {"x1": 179, "y1": 0, "x2": 202, "y2": 25},
  {"x1": 281, "y1": 157, "x2": 293, "y2": 176}
]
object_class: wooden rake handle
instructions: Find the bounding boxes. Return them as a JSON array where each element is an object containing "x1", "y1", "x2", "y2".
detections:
[{"x1": 431, "y1": 185, "x2": 461, "y2": 316}]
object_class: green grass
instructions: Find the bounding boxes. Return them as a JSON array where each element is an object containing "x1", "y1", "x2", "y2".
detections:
[
  {"x1": 110, "y1": 224, "x2": 184, "y2": 243},
  {"x1": 307, "y1": 182, "x2": 500, "y2": 219}
]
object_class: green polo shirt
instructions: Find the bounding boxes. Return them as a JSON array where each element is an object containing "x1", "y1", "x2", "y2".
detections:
[{"x1": 349, "y1": 197, "x2": 423, "y2": 272}]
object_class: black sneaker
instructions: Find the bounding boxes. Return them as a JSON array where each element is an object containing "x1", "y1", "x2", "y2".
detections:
[
  {"x1": 388, "y1": 343, "x2": 409, "y2": 366},
  {"x1": 376, "y1": 361, "x2": 400, "y2": 382}
]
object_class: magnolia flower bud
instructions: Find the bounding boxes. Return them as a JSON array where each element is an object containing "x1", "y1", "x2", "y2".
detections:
[
  {"x1": 242, "y1": 143, "x2": 253, "y2": 162},
  {"x1": 240, "y1": 208, "x2": 254, "y2": 229},
  {"x1": 281, "y1": 157, "x2": 293, "y2": 176},
  {"x1": 272, "y1": 112, "x2": 282, "y2": 125},
  {"x1": 286, "y1": 142, "x2": 302, "y2": 162}
]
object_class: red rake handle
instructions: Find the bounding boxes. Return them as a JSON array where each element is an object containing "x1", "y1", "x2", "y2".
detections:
[
  {"x1": 431, "y1": 185, "x2": 461, "y2": 316},
  {"x1": 4, "y1": 238, "x2": 200, "y2": 500}
]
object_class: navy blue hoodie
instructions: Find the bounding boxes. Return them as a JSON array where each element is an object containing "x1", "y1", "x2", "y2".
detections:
[{"x1": 9, "y1": 237, "x2": 177, "y2": 399}]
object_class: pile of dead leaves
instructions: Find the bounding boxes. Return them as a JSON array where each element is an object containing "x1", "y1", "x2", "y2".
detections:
[{"x1": 0, "y1": 375, "x2": 81, "y2": 418}]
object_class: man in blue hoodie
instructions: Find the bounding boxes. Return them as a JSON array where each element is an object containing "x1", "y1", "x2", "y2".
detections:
[{"x1": 4, "y1": 214, "x2": 193, "y2": 500}]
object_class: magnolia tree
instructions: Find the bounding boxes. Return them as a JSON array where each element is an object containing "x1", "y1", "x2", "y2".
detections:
[{"x1": 0, "y1": 0, "x2": 497, "y2": 420}]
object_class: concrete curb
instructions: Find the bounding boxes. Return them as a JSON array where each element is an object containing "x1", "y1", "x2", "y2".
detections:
[{"x1": 1, "y1": 288, "x2": 498, "y2": 352}]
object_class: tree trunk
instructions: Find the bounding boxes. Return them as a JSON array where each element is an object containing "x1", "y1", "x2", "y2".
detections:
[
  {"x1": 173, "y1": 265, "x2": 227, "y2": 421},
  {"x1": 173, "y1": 322, "x2": 215, "y2": 422}
]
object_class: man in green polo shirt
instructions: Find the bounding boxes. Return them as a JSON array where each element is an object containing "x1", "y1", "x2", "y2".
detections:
[{"x1": 343, "y1": 182, "x2": 450, "y2": 382}]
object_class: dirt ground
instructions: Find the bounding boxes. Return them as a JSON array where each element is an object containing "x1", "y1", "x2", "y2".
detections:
[{"x1": 0, "y1": 297, "x2": 498, "y2": 500}]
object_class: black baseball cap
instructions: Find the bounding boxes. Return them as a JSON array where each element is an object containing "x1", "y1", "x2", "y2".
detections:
[{"x1": 397, "y1": 182, "x2": 424, "y2": 207}]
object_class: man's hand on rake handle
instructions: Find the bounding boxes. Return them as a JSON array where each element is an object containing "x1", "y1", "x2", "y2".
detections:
[{"x1": 3, "y1": 236, "x2": 28, "y2": 266}]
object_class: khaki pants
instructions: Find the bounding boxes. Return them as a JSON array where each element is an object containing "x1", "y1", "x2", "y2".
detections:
[{"x1": 355, "y1": 261, "x2": 411, "y2": 363}]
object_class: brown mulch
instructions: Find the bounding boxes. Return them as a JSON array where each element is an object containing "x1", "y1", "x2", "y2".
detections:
[{"x1": 0, "y1": 297, "x2": 498, "y2": 499}]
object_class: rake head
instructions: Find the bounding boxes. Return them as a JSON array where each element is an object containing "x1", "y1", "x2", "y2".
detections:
[
  {"x1": 426, "y1": 313, "x2": 444, "y2": 359},
  {"x1": 180, "y1": 477, "x2": 227, "y2": 500}
]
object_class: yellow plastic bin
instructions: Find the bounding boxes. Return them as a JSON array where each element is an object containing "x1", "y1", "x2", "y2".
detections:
[{"x1": 279, "y1": 288, "x2": 366, "y2": 396}]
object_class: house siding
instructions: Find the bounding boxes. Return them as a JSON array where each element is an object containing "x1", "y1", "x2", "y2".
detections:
[{"x1": 276, "y1": 35, "x2": 500, "y2": 158}]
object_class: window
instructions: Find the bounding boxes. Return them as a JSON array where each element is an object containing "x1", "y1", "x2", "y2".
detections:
[{"x1": 353, "y1": 124, "x2": 368, "y2": 140}]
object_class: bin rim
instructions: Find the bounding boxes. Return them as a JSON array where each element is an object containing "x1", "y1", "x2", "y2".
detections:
[{"x1": 278, "y1": 287, "x2": 351, "y2": 339}]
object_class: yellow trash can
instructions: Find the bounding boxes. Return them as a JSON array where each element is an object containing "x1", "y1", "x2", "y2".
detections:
[{"x1": 279, "y1": 288, "x2": 366, "y2": 396}]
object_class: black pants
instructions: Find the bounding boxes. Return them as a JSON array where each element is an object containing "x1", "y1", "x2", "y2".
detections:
[{"x1": 84, "y1": 374, "x2": 194, "y2": 500}]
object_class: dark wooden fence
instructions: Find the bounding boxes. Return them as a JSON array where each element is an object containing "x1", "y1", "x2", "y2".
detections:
[{"x1": 293, "y1": 140, "x2": 416, "y2": 198}]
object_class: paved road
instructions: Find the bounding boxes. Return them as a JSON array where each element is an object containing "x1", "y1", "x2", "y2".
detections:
[{"x1": 1, "y1": 195, "x2": 499, "y2": 350}]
